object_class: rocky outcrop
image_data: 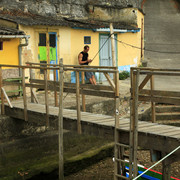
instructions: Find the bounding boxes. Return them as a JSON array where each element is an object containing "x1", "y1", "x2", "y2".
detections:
[{"x1": 0, "y1": 0, "x2": 143, "y2": 19}]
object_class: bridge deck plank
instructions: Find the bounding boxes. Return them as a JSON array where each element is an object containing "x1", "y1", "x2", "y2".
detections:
[{"x1": 8, "y1": 101, "x2": 180, "y2": 140}]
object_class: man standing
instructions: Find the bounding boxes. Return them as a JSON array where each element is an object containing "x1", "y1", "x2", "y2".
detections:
[{"x1": 78, "y1": 45, "x2": 96, "y2": 85}]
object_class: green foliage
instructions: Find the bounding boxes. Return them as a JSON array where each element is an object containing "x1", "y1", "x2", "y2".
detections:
[{"x1": 119, "y1": 71, "x2": 130, "y2": 80}]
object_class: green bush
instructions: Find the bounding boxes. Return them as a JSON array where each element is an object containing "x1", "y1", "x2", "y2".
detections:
[{"x1": 119, "y1": 71, "x2": 130, "y2": 80}]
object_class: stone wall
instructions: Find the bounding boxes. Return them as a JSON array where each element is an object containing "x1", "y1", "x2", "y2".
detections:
[{"x1": 0, "y1": 0, "x2": 143, "y2": 19}]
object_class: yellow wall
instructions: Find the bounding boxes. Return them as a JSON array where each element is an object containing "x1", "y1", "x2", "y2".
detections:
[
  {"x1": 0, "y1": 38, "x2": 19, "y2": 66},
  {"x1": 117, "y1": 9, "x2": 144, "y2": 68},
  {"x1": 18, "y1": 9, "x2": 144, "y2": 75},
  {"x1": 71, "y1": 29, "x2": 99, "y2": 66}
]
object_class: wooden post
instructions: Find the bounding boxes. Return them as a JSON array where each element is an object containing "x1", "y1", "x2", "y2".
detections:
[
  {"x1": 22, "y1": 68, "x2": 28, "y2": 121},
  {"x1": 150, "y1": 74, "x2": 156, "y2": 123},
  {"x1": 133, "y1": 70, "x2": 140, "y2": 178},
  {"x1": 114, "y1": 70, "x2": 120, "y2": 180},
  {"x1": 44, "y1": 69, "x2": 49, "y2": 128},
  {"x1": 29, "y1": 64, "x2": 34, "y2": 103},
  {"x1": 76, "y1": 71, "x2": 82, "y2": 134},
  {"x1": 54, "y1": 69, "x2": 58, "y2": 107},
  {"x1": 59, "y1": 58, "x2": 64, "y2": 180},
  {"x1": 0, "y1": 67, "x2": 4, "y2": 115},
  {"x1": 162, "y1": 153, "x2": 171, "y2": 180},
  {"x1": 110, "y1": 23, "x2": 116, "y2": 83},
  {"x1": 110, "y1": 23, "x2": 116, "y2": 68},
  {"x1": 81, "y1": 71, "x2": 86, "y2": 112},
  {"x1": 129, "y1": 68, "x2": 135, "y2": 179}
]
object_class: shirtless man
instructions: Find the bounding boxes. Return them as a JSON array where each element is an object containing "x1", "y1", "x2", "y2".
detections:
[{"x1": 78, "y1": 45, "x2": 96, "y2": 85}]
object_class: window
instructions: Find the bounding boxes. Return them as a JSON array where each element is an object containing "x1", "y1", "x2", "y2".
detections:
[
  {"x1": 39, "y1": 33, "x2": 46, "y2": 46},
  {"x1": 84, "y1": 36, "x2": 91, "y2": 44},
  {"x1": 0, "y1": 42, "x2": 3, "y2": 50},
  {"x1": 49, "y1": 34, "x2": 56, "y2": 47}
]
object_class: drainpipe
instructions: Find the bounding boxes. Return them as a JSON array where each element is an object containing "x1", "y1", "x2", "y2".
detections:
[{"x1": 18, "y1": 36, "x2": 30, "y2": 76}]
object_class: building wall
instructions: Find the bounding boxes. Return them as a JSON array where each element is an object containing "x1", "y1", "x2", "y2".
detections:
[
  {"x1": 19, "y1": 9, "x2": 144, "y2": 79},
  {"x1": 117, "y1": 9, "x2": 144, "y2": 72},
  {"x1": 0, "y1": 38, "x2": 19, "y2": 66},
  {"x1": 71, "y1": 29, "x2": 99, "y2": 66}
]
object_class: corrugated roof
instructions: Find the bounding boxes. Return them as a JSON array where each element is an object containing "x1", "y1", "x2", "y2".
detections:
[
  {"x1": 0, "y1": 26, "x2": 25, "y2": 35},
  {"x1": 0, "y1": 9, "x2": 138, "y2": 30}
]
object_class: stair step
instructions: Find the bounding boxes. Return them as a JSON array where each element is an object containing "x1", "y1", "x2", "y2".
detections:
[
  {"x1": 156, "y1": 112, "x2": 180, "y2": 120},
  {"x1": 156, "y1": 105, "x2": 180, "y2": 113},
  {"x1": 157, "y1": 120, "x2": 180, "y2": 124}
]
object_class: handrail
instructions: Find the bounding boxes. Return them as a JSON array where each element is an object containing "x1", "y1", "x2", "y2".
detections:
[
  {"x1": 0, "y1": 64, "x2": 118, "y2": 73},
  {"x1": 133, "y1": 145, "x2": 180, "y2": 180},
  {"x1": 26, "y1": 62, "x2": 118, "y2": 69},
  {"x1": 131, "y1": 67, "x2": 180, "y2": 72}
]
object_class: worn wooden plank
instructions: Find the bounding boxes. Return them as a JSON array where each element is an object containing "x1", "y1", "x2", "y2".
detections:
[
  {"x1": 81, "y1": 71, "x2": 86, "y2": 112},
  {"x1": 139, "y1": 74, "x2": 151, "y2": 90},
  {"x1": 44, "y1": 70, "x2": 49, "y2": 127},
  {"x1": 150, "y1": 75, "x2": 156, "y2": 123},
  {"x1": 139, "y1": 89, "x2": 180, "y2": 98},
  {"x1": 103, "y1": 72, "x2": 115, "y2": 91},
  {"x1": 76, "y1": 71, "x2": 82, "y2": 134},
  {"x1": 139, "y1": 95, "x2": 180, "y2": 105},
  {"x1": 22, "y1": 68, "x2": 28, "y2": 121},
  {"x1": 32, "y1": 90, "x2": 39, "y2": 104},
  {"x1": 29, "y1": 64, "x2": 34, "y2": 103},
  {"x1": 58, "y1": 59, "x2": 64, "y2": 180},
  {"x1": 26, "y1": 62, "x2": 118, "y2": 69},
  {"x1": 1, "y1": 88, "x2": 13, "y2": 108},
  {"x1": 54, "y1": 69, "x2": 58, "y2": 107}
]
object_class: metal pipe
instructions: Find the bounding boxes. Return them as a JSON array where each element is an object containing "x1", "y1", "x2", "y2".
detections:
[{"x1": 18, "y1": 36, "x2": 30, "y2": 76}]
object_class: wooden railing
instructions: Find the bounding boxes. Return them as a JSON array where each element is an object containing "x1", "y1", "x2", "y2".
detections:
[
  {"x1": 0, "y1": 60, "x2": 120, "y2": 134},
  {"x1": 131, "y1": 67, "x2": 180, "y2": 123}
]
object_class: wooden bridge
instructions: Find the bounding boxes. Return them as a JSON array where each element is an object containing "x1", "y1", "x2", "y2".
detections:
[{"x1": 0, "y1": 62, "x2": 180, "y2": 180}]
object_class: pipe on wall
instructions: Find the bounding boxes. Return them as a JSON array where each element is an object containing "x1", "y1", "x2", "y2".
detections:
[{"x1": 18, "y1": 36, "x2": 30, "y2": 76}]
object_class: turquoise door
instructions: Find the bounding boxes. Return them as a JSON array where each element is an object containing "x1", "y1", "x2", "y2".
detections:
[{"x1": 99, "y1": 34, "x2": 117, "y2": 82}]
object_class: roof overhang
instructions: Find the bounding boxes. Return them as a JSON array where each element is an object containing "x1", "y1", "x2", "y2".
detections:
[
  {"x1": 95, "y1": 28, "x2": 140, "y2": 33},
  {"x1": 0, "y1": 35, "x2": 30, "y2": 39}
]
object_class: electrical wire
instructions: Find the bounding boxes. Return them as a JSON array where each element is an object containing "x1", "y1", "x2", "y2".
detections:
[
  {"x1": 91, "y1": 33, "x2": 113, "y2": 61},
  {"x1": 113, "y1": 37, "x2": 180, "y2": 54}
]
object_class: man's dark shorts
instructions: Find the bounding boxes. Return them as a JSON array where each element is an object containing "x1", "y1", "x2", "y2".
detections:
[{"x1": 85, "y1": 72, "x2": 94, "y2": 79}]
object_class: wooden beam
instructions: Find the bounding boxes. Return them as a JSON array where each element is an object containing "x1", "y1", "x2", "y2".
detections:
[
  {"x1": 44, "y1": 69, "x2": 49, "y2": 128},
  {"x1": 110, "y1": 23, "x2": 116, "y2": 82},
  {"x1": 32, "y1": 90, "x2": 39, "y2": 104},
  {"x1": 150, "y1": 75, "x2": 156, "y2": 123},
  {"x1": 139, "y1": 74, "x2": 151, "y2": 90},
  {"x1": 139, "y1": 95, "x2": 180, "y2": 105},
  {"x1": 103, "y1": 72, "x2": 115, "y2": 91},
  {"x1": 139, "y1": 89, "x2": 180, "y2": 98},
  {"x1": 133, "y1": 69, "x2": 140, "y2": 178},
  {"x1": 139, "y1": 71, "x2": 180, "y2": 76},
  {"x1": 76, "y1": 71, "x2": 82, "y2": 134},
  {"x1": 29, "y1": 64, "x2": 34, "y2": 103},
  {"x1": 54, "y1": 70, "x2": 58, "y2": 107},
  {"x1": 22, "y1": 68, "x2": 28, "y2": 121},
  {"x1": 30, "y1": 79, "x2": 114, "y2": 91},
  {"x1": 26, "y1": 62, "x2": 118, "y2": 69},
  {"x1": 58, "y1": 58, "x2": 64, "y2": 180},
  {"x1": 81, "y1": 71, "x2": 86, "y2": 112},
  {"x1": 0, "y1": 67, "x2": 4, "y2": 115},
  {"x1": 1, "y1": 87, "x2": 13, "y2": 108},
  {"x1": 64, "y1": 68, "x2": 118, "y2": 73}
]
